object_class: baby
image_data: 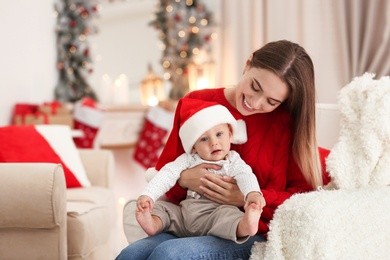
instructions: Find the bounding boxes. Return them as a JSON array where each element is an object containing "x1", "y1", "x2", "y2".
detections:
[{"x1": 136, "y1": 98, "x2": 265, "y2": 243}]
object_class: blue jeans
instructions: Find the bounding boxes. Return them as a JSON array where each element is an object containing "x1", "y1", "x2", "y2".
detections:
[{"x1": 115, "y1": 233, "x2": 266, "y2": 260}]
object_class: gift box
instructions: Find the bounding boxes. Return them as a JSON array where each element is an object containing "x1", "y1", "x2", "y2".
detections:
[
  {"x1": 38, "y1": 101, "x2": 70, "y2": 115},
  {"x1": 12, "y1": 102, "x2": 74, "y2": 128}
]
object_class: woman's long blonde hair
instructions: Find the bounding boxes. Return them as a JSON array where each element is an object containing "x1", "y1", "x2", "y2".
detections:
[{"x1": 250, "y1": 40, "x2": 323, "y2": 189}]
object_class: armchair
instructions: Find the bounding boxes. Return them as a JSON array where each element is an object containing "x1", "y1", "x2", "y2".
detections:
[{"x1": 0, "y1": 148, "x2": 116, "y2": 260}]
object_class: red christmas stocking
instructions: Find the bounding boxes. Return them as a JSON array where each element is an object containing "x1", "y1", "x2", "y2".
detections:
[
  {"x1": 134, "y1": 105, "x2": 174, "y2": 169},
  {"x1": 73, "y1": 97, "x2": 103, "y2": 148}
]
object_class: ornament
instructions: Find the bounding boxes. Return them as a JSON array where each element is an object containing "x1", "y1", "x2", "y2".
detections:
[
  {"x1": 69, "y1": 45, "x2": 77, "y2": 53},
  {"x1": 174, "y1": 14, "x2": 181, "y2": 22},
  {"x1": 81, "y1": 11, "x2": 89, "y2": 19},
  {"x1": 70, "y1": 20, "x2": 77, "y2": 27}
]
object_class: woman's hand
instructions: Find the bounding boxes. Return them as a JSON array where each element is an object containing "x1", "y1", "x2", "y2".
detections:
[
  {"x1": 178, "y1": 163, "x2": 220, "y2": 192},
  {"x1": 178, "y1": 163, "x2": 246, "y2": 207},
  {"x1": 200, "y1": 174, "x2": 245, "y2": 207}
]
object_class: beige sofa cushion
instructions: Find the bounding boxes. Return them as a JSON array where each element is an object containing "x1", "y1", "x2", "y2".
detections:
[{"x1": 66, "y1": 187, "x2": 115, "y2": 258}]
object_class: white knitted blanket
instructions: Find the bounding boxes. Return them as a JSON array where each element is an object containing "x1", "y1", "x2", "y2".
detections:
[
  {"x1": 325, "y1": 73, "x2": 390, "y2": 189},
  {"x1": 250, "y1": 73, "x2": 390, "y2": 259},
  {"x1": 250, "y1": 186, "x2": 390, "y2": 260}
]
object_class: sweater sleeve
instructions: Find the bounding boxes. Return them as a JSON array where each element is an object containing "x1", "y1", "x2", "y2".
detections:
[
  {"x1": 257, "y1": 131, "x2": 313, "y2": 234},
  {"x1": 227, "y1": 151, "x2": 261, "y2": 199},
  {"x1": 141, "y1": 154, "x2": 190, "y2": 202},
  {"x1": 260, "y1": 154, "x2": 312, "y2": 216}
]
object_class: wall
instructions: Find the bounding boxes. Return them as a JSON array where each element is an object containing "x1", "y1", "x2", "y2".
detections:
[
  {"x1": 89, "y1": 0, "x2": 162, "y2": 105},
  {"x1": 0, "y1": 0, "x2": 340, "y2": 126},
  {"x1": 0, "y1": 0, "x2": 221, "y2": 126},
  {"x1": 0, "y1": 0, "x2": 57, "y2": 126},
  {"x1": 88, "y1": 0, "x2": 221, "y2": 105},
  {"x1": 0, "y1": 0, "x2": 169, "y2": 126}
]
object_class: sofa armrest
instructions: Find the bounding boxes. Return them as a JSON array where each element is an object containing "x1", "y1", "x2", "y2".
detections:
[
  {"x1": 0, "y1": 163, "x2": 66, "y2": 229},
  {"x1": 78, "y1": 149, "x2": 114, "y2": 189},
  {"x1": 123, "y1": 200, "x2": 148, "y2": 244},
  {"x1": 122, "y1": 168, "x2": 167, "y2": 244}
]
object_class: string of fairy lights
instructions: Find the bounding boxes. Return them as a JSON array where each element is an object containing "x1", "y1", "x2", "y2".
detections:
[
  {"x1": 149, "y1": 0, "x2": 216, "y2": 98},
  {"x1": 53, "y1": 0, "x2": 215, "y2": 102}
]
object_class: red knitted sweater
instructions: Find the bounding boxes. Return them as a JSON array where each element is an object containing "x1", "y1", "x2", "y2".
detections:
[{"x1": 156, "y1": 88, "x2": 328, "y2": 234}]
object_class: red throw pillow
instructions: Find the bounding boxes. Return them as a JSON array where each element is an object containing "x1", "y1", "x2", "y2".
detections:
[
  {"x1": 319, "y1": 147, "x2": 331, "y2": 185},
  {"x1": 0, "y1": 125, "x2": 91, "y2": 188}
]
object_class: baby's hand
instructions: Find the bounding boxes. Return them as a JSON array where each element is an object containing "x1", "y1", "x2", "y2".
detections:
[
  {"x1": 244, "y1": 192, "x2": 266, "y2": 211},
  {"x1": 136, "y1": 195, "x2": 154, "y2": 213}
]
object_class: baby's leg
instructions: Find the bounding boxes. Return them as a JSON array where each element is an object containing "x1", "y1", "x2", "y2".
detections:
[
  {"x1": 136, "y1": 209, "x2": 163, "y2": 236},
  {"x1": 236, "y1": 203, "x2": 261, "y2": 237}
]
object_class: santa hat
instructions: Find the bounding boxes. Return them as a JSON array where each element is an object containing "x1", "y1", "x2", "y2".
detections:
[{"x1": 177, "y1": 98, "x2": 247, "y2": 153}]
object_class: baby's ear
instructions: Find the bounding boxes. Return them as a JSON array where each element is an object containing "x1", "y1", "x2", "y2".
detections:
[{"x1": 228, "y1": 124, "x2": 234, "y2": 141}]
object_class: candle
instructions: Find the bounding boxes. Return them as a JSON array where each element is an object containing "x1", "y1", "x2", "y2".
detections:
[
  {"x1": 100, "y1": 74, "x2": 113, "y2": 104},
  {"x1": 113, "y1": 75, "x2": 130, "y2": 104}
]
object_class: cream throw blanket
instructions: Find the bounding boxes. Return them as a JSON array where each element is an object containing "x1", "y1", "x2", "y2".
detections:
[{"x1": 250, "y1": 73, "x2": 390, "y2": 259}]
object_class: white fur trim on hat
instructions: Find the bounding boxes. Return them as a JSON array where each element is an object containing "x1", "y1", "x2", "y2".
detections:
[
  {"x1": 235, "y1": 119, "x2": 247, "y2": 144},
  {"x1": 179, "y1": 105, "x2": 247, "y2": 153}
]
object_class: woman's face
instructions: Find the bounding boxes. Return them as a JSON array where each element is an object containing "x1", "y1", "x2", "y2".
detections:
[{"x1": 234, "y1": 66, "x2": 289, "y2": 116}]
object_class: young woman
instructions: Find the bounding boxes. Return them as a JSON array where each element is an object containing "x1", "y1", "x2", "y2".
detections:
[{"x1": 116, "y1": 40, "x2": 325, "y2": 260}]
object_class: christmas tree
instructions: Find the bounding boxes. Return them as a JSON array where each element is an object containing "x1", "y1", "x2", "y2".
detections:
[
  {"x1": 54, "y1": 0, "x2": 99, "y2": 103},
  {"x1": 150, "y1": 0, "x2": 214, "y2": 99}
]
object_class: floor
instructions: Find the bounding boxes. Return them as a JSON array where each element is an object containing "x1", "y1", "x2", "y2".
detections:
[{"x1": 109, "y1": 147, "x2": 149, "y2": 257}]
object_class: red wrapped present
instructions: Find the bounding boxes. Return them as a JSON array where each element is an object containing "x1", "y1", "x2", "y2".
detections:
[
  {"x1": 39, "y1": 101, "x2": 69, "y2": 115},
  {"x1": 12, "y1": 102, "x2": 73, "y2": 128},
  {"x1": 12, "y1": 103, "x2": 49, "y2": 125}
]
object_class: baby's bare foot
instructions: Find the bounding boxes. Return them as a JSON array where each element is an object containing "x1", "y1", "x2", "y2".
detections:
[
  {"x1": 136, "y1": 209, "x2": 162, "y2": 236},
  {"x1": 237, "y1": 203, "x2": 261, "y2": 237}
]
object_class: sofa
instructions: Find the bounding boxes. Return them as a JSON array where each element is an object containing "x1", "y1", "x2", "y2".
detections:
[{"x1": 0, "y1": 148, "x2": 116, "y2": 260}]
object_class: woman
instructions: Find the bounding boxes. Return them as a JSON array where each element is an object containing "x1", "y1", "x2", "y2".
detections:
[{"x1": 116, "y1": 40, "x2": 324, "y2": 259}]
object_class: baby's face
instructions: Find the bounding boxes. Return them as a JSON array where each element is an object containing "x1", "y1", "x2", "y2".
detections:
[{"x1": 192, "y1": 123, "x2": 232, "y2": 161}]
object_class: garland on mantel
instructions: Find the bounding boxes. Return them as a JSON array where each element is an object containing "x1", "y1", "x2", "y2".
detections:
[{"x1": 54, "y1": 0, "x2": 99, "y2": 103}]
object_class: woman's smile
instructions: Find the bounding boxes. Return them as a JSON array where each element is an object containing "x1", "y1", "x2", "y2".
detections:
[{"x1": 243, "y1": 96, "x2": 254, "y2": 110}]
